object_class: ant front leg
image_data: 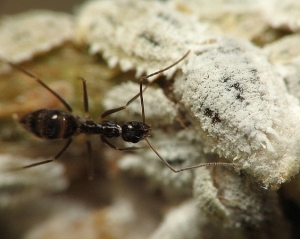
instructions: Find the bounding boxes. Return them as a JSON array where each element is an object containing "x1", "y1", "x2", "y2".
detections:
[
  {"x1": 78, "y1": 77, "x2": 90, "y2": 117},
  {"x1": 100, "y1": 50, "x2": 191, "y2": 121},
  {"x1": 79, "y1": 77, "x2": 95, "y2": 179}
]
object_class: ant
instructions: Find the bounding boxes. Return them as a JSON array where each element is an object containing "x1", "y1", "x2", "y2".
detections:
[{"x1": 7, "y1": 50, "x2": 237, "y2": 177}]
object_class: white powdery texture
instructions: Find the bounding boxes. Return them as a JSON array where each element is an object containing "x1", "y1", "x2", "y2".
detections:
[
  {"x1": 102, "y1": 82, "x2": 177, "y2": 126},
  {"x1": 175, "y1": 37, "x2": 300, "y2": 189},
  {"x1": 263, "y1": 34, "x2": 300, "y2": 64},
  {"x1": 193, "y1": 167, "x2": 289, "y2": 232},
  {"x1": 0, "y1": 10, "x2": 74, "y2": 63},
  {"x1": 261, "y1": 0, "x2": 300, "y2": 31},
  {"x1": 263, "y1": 34, "x2": 300, "y2": 100},
  {"x1": 172, "y1": 0, "x2": 267, "y2": 43},
  {"x1": 149, "y1": 200, "x2": 202, "y2": 239},
  {"x1": 171, "y1": 0, "x2": 260, "y2": 19},
  {"x1": 118, "y1": 130, "x2": 198, "y2": 197},
  {"x1": 0, "y1": 154, "x2": 68, "y2": 207},
  {"x1": 279, "y1": 57, "x2": 300, "y2": 101},
  {"x1": 193, "y1": 167, "x2": 229, "y2": 223},
  {"x1": 75, "y1": 0, "x2": 208, "y2": 77}
]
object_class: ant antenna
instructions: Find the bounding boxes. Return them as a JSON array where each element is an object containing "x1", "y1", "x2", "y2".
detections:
[
  {"x1": 138, "y1": 51, "x2": 239, "y2": 172},
  {"x1": 145, "y1": 138, "x2": 238, "y2": 172}
]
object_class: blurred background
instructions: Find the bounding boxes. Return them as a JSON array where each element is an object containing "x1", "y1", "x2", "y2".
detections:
[{"x1": 0, "y1": 0, "x2": 85, "y2": 14}]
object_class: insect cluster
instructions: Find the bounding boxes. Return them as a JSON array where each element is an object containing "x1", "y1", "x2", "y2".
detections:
[
  {"x1": 75, "y1": 0, "x2": 300, "y2": 190},
  {"x1": 0, "y1": 0, "x2": 300, "y2": 238}
]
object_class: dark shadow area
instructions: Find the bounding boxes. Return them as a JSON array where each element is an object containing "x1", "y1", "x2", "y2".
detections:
[{"x1": 0, "y1": 0, "x2": 85, "y2": 15}]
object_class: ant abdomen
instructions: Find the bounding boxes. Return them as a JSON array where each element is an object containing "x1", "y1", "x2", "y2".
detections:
[
  {"x1": 19, "y1": 109, "x2": 78, "y2": 140},
  {"x1": 122, "y1": 121, "x2": 151, "y2": 143}
]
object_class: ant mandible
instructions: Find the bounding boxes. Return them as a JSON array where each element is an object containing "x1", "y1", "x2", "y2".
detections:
[{"x1": 7, "y1": 50, "x2": 237, "y2": 177}]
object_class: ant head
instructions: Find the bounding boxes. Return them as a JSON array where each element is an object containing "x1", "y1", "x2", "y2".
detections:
[{"x1": 122, "y1": 121, "x2": 151, "y2": 143}]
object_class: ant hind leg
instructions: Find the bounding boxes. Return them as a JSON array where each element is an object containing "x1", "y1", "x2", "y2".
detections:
[
  {"x1": 20, "y1": 138, "x2": 73, "y2": 170},
  {"x1": 7, "y1": 62, "x2": 73, "y2": 112}
]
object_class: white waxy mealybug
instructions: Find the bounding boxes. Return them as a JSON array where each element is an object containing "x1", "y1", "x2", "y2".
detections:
[
  {"x1": 261, "y1": 0, "x2": 300, "y2": 32},
  {"x1": 76, "y1": 0, "x2": 300, "y2": 189},
  {"x1": 75, "y1": 0, "x2": 209, "y2": 77},
  {"x1": 175, "y1": 37, "x2": 300, "y2": 189},
  {"x1": 0, "y1": 10, "x2": 73, "y2": 64}
]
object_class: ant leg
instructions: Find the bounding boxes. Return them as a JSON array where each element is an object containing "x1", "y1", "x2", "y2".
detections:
[
  {"x1": 78, "y1": 77, "x2": 96, "y2": 180},
  {"x1": 7, "y1": 62, "x2": 73, "y2": 112},
  {"x1": 144, "y1": 138, "x2": 239, "y2": 172},
  {"x1": 101, "y1": 71, "x2": 166, "y2": 119},
  {"x1": 17, "y1": 138, "x2": 73, "y2": 170},
  {"x1": 138, "y1": 50, "x2": 190, "y2": 123},
  {"x1": 78, "y1": 77, "x2": 90, "y2": 118},
  {"x1": 100, "y1": 80, "x2": 156, "y2": 119},
  {"x1": 86, "y1": 139, "x2": 94, "y2": 180},
  {"x1": 101, "y1": 50, "x2": 191, "y2": 120},
  {"x1": 100, "y1": 86, "x2": 148, "y2": 119},
  {"x1": 101, "y1": 136, "x2": 145, "y2": 151}
]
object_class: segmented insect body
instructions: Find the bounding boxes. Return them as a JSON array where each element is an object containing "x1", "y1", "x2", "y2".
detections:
[
  {"x1": 175, "y1": 37, "x2": 300, "y2": 189},
  {"x1": 19, "y1": 108, "x2": 150, "y2": 142},
  {"x1": 11, "y1": 65, "x2": 154, "y2": 171}
]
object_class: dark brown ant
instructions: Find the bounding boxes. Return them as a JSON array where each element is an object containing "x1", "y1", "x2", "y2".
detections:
[{"x1": 7, "y1": 50, "x2": 237, "y2": 176}]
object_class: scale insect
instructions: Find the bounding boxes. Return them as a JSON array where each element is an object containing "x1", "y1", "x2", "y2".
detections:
[{"x1": 8, "y1": 50, "x2": 237, "y2": 175}]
